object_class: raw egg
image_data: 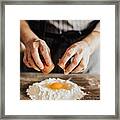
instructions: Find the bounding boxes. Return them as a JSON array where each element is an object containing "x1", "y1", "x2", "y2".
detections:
[{"x1": 48, "y1": 82, "x2": 70, "y2": 90}]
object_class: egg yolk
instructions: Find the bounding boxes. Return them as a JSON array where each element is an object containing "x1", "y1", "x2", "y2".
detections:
[{"x1": 48, "y1": 82, "x2": 70, "y2": 90}]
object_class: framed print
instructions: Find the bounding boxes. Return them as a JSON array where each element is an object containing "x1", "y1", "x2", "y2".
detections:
[{"x1": 0, "y1": 0, "x2": 120, "y2": 119}]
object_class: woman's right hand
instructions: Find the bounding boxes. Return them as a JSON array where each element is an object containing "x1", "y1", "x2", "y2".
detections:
[{"x1": 23, "y1": 38, "x2": 54, "y2": 72}]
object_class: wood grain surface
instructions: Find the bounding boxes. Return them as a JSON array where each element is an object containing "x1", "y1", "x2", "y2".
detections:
[{"x1": 20, "y1": 73, "x2": 100, "y2": 100}]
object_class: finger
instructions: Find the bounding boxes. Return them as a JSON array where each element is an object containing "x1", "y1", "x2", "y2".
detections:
[
  {"x1": 23, "y1": 50, "x2": 32, "y2": 68},
  {"x1": 31, "y1": 48, "x2": 44, "y2": 69},
  {"x1": 71, "y1": 59, "x2": 84, "y2": 73},
  {"x1": 82, "y1": 55, "x2": 90, "y2": 70},
  {"x1": 72, "y1": 55, "x2": 89, "y2": 73},
  {"x1": 39, "y1": 43, "x2": 53, "y2": 66},
  {"x1": 42, "y1": 64, "x2": 55, "y2": 74},
  {"x1": 64, "y1": 52, "x2": 83, "y2": 75},
  {"x1": 58, "y1": 47, "x2": 76, "y2": 69},
  {"x1": 27, "y1": 50, "x2": 40, "y2": 71}
]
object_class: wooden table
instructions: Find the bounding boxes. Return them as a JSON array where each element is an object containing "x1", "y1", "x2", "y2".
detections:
[{"x1": 20, "y1": 73, "x2": 100, "y2": 100}]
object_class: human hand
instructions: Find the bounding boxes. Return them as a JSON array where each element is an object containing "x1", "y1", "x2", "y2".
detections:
[
  {"x1": 23, "y1": 38, "x2": 54, "y2": 73},
  {"x1": 58, "y1": 41, "x2": 91, "y2": 75}
]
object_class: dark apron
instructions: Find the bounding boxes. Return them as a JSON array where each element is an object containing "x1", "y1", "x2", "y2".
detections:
[{"x1": 20, "y1": 20, "x2": 100, "y2": 73}]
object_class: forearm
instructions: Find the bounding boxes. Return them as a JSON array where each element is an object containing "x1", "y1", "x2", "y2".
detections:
[
  {"x1": 83, "y1": 31, "x2": 100, "y2": 55},
  {"x1": 20, "y1": 20, "x2": 39, "y2": 46}
]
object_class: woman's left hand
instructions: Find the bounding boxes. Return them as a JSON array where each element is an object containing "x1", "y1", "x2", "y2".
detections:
[{"x1": 58, "y1": 41, "x2": 91, "y2": 75}]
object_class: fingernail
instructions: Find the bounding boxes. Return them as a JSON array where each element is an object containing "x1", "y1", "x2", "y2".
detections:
[
  {"x1": 39, "y1": 64, "x2": 44, "y2": 69},
  {"x1": 64, "y1": 71, "x2": 69, "y2": 75},
  {"x1": 34, "y1": 67, "x2": 40, "y2": 71},
  {"x1": 40, "y1": 66, "x2": 44, "y2": 70}
]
